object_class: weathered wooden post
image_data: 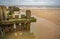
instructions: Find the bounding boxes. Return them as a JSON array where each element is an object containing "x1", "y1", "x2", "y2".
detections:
[
  {"x1": 26, "y1": 10, "x2": 31, "y2": 31},
  {"x1": 8, "y1": 6, "x2": 14, "y2": 15},
  {"x1": 0, "y1": 6, "x2": 7, "y2": 39},
  {"x1": 8, "y1": 6, "x2": 20, "y2": 19},
  {"x1": 0, "y1": 6, "x2": 3, "y2": 21},
  {"x1": 8, "y1": 6, "x2": 14, "y2": 19},
  {"x1": 0, "y1": 6, "x2": 7, "y2": 21},
  {"x1": 21, "y1": 15, "x2": 26, "y2": 31},
  {"x1": 8, "y1": 6, "x2": 20, "y2": 31}
]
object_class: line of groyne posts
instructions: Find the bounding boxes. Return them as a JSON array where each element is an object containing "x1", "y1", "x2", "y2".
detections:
[{"x1": 0, "y1": 6, "x2": 32, "y2": 33}]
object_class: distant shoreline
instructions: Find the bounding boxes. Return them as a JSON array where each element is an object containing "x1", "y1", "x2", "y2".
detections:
[{"x1": 0, "y1": 5, "x2": 60, "y2": 9}]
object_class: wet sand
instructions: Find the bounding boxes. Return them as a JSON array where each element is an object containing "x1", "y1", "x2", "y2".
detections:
[{"x1": 31, "y1": 15, "x2": 60, "y2": 39}]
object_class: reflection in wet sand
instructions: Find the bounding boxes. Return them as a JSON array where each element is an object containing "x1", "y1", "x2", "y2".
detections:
[{"x1": 5, "y1": 31, "x2": 35, "y2": 39}]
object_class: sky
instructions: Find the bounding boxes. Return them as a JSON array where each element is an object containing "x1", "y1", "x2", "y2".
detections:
[{"x1": 0, "y1": 0, "x2": 60, "y2": 6}]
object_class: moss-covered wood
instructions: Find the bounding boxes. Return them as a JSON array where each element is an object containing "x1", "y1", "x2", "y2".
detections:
[{"x1": 0, "y1": 18, "x2": 36, "y2": 25}]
